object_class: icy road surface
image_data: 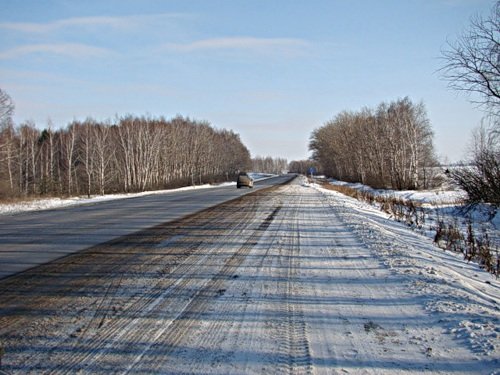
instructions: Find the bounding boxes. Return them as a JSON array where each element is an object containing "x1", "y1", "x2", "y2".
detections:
[
  {"x1": 0, "y1": 174, "x2": 292, "y2": 279},
  {"x1": 0, "y1": 177, "x2": 498, "y2": 374}
]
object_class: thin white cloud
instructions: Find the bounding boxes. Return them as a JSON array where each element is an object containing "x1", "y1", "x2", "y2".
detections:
[
  {"x1": 163, "y1": 37, "x2": 310, "y2": 55},
  {"x1": 0, "y1": 13, "x2": 186, "y2": 33},
  {"x1": 440, "y1": 0, "x2": 489, "y2": 6},
  {"x1": 0, "y1": 17, "x2": 121, "y2": 33},
  {"x1": 0, "y1": 43, "x2": 114, "y2": 60}
]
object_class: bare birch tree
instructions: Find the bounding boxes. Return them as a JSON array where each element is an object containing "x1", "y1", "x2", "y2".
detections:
[
  {"x1": 61, "y1": 124, "x2": 77, "y2": 196},
  {"x1": 0, "y1": 114, "x2": 251, "y2": 199},
  {"x1": 93, "y1": 122, "x2": 113, "y2": 195},
  {"x1": 0, "y1": 89, "x2": 14, "y2": 126},
  {"x1": 0, "y1": 89, "x2": 16, "y2": 195}
]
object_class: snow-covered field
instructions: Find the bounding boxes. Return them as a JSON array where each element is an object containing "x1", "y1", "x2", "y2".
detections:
[
  {"x1": 327, "y1": 178, "x2": 467, "y2": 206},
  {"x1": 0, "y1": 176, "x2": 498, "y2": 374}
]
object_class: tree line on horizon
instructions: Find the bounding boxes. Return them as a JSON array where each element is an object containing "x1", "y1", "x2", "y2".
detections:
[
  {"x1": 0, "y1": 110, "x2": 252, "y2": 199},
  {"x1": 251, "y1": 156, "x2": 288, "y2": 175}
]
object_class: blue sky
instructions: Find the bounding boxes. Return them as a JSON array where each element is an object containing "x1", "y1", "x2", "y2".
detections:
[{"x1": 0, "y1": 0, "x2": 495, "y2": 162}]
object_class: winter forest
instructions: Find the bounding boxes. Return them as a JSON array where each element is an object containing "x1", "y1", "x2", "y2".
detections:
[{"x1": 0, "y1": 111, "x2": 252, "y2": 199}]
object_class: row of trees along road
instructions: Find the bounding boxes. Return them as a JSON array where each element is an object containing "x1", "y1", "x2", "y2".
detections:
[
  {"x1": 251, "y1": 156, "x2": 288, "y2": 175},
  {"x1": 310, "y1": 97, "x2": 440, "y2": 190},
  {"x1": 0, "y1": 109, "x2": 251, "y2": 199},
  {"x1": 288, "y1": 160, "x2": 322, "y2": 176}
]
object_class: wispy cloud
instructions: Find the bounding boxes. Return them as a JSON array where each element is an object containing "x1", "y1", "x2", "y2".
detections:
[
  {"x1": 0, "y1": 43, "x2": 114, "y2": 60},
  {"x1": 0, "y1": 17, "x2": 122, "y2": 33},
  {"x1": 440, "y1": 0, "x2": 488, "y2": 6},
  {"x1": 163, "y1": 37, "x2": 310, "y2": 55},
  {"x1": 0, "y1": 13, "x2": 186, "y2": 33}
]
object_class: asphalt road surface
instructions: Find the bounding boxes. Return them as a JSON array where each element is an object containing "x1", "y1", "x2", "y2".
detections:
[
  {"x1": 1, "y1": 177, "x2": 497, "y2": 374},
  {"x1": 0, "y1": 174, "x2": 295, "y2": 279}
]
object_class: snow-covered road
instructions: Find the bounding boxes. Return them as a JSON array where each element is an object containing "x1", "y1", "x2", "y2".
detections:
[{"x1": 0, "y1": 177, "x2": 498, "y2": 374}]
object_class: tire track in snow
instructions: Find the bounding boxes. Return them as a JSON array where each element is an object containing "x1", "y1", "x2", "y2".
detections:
[
  {"x1": 310, "y1": 183, "x2": 499, "y2": 373},
  {"x1": 127, "y1": 194, "x2": 284, "y2": 373},
  {"x1": 274, "y1": 189, "x2": 313, "y2": 375},
  {"x1": 0, "y1": 191, "x2": 272, "y2": 373},
  {"x1": 63, "y1": 196, "x2": 263, "y2": 373},
  {"x1": 41, "y1": 215, "x2": 228, "y2": 371}
]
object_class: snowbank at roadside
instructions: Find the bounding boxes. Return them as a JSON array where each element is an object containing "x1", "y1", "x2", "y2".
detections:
[
  {"x1": 326, "y1": 178, "x2": 499, "y2": 230},
  {"x1": 328, "y1": 178, "x2": 466, "y2": 205},
  {"x1": 310, "y1": 181, "x2": 500, "y2": 367},
  {"x1": 0, "y1": 182, "x2": 235, "y2": 216},
  {"x1": 0, "y1": 173, "x2": 278, "y2": 216},
  {"x1": 307, "y1": 177, "x2": 500, "y2": 281}
]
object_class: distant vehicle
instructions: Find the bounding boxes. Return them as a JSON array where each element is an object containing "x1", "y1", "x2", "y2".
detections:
[{"x1": 236, "y1": 172, "x2": 254, "y2": 188}]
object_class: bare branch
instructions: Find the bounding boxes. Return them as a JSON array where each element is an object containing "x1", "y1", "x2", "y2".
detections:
[
  {"x1": 0, "y1": 88, "x2": 15, "y2": 125},
  {"x1": 440, "y1": 2, "x2": 500, "y2": 115}
]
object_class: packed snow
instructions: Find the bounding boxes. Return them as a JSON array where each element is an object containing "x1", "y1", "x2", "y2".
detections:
[{"x1": 307, "y1": 179, "x2": 499, "y2": 373}]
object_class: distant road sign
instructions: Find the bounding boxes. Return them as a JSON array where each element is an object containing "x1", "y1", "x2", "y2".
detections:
[{"x1": 308, "y1": 167, "x2": 316, "y2": 175}]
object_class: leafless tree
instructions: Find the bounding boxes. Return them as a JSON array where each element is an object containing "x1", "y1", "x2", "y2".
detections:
[
  {"x1": 60, "y1": 124, "x2": 77, "y2": 196},
  {"x1": 440, "y1": 1, "x2": 500, "y2": 114},
  {"x1": 0, "y1": 89, "x2": 16, "y2": 195},
  {"x1": 75, "y1": 120, "x2": 97, "y2": 198},
  {"x1": 310, "y1": 98, "x2": 438, "y2": 190},
  {"x1": 16, "y1": 122, "x2": 40, "y2": 195},
  {"x1": 440, "y1": 2, "x2": 500, "y2": 204},
  {"x1": 449, "y1": 118, "x2": 500, "y2": 206},
  {"x1": 0, "y1": 89, "x2": 14, "y2": 126},
  {"x1": 252, "y1": 156, "x2": 288, "y2": 174},
  {"x1": 288, "y1": 160, "x2": 321, "y2": 175},
  {"x1": 0, "y1": 124, "x2": 17, "y2": 196},
  {"x1": 38, "y1": 127, "x2": 53, "y2": 195},
  {"x1": 0, "y1": 114, "x2": 251, "y2": 199},
  {"x1": 384, "y1": 98, "x2": 435, "y2": 189},
  {"x1": 92, "y1": 122, "x2": 113, "y2": 195}
]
